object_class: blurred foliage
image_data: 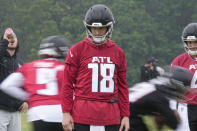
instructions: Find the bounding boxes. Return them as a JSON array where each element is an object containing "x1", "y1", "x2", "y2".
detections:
[{"x1": 0, "y1": 0, "x2": 197, "y2": 86}]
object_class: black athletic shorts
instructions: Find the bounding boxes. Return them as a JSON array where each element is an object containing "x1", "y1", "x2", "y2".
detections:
[
  {"x1": 73, "y1": 123, "x2": 120, "y2": 131},
  {"x1": 33, "y1": 120, "x2": 64, "y2": 131}
]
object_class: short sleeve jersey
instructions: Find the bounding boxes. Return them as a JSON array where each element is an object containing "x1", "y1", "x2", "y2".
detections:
[{"x1": 17, "y1": 59, "x2": 64, "y2": 107}]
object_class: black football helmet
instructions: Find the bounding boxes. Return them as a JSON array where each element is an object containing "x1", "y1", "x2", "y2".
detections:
[
  {"x1": 150, "y1": 66, "x2": 192, "y2": 99},
  {"x1": 38, "y1": 35, "x2": 70, "y2": 58},
  {"x1": 182, "y1": 23, "x2": 197, "y2": 56},
  {"x1": 84, "y1": 4, "x2": 115, "y2": 44}
]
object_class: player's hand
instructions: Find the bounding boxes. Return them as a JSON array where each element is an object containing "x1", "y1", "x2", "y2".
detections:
[
  {"x1": 19, "y1": 102, "x2": 28, "y2": 112},
  {"x1": 119, "y1": 116, "x2": 130, "y2": 131},
  {"x1": 62, "y1": 112, "x2": 74, "y2": 131}
]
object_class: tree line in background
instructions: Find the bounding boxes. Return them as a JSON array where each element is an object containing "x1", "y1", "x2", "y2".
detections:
[{"x1": 0, "y1": 0, "x2": 197, "y2": 86}]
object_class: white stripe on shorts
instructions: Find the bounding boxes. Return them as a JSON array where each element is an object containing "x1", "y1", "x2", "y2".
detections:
[{"x1": 90, "y1": 125, "x2": 105, "y2": 131}]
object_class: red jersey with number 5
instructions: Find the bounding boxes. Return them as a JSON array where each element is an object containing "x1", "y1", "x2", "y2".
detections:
[
  {"x1": 171, "y1": 52, "x2": 197, "y2": 104},
  {"x1": 61, "y1": 38, "x2": 130, "y2": 125},
  {"x1": 17, "y1": 59, "x2": 65, "y2": 108}
]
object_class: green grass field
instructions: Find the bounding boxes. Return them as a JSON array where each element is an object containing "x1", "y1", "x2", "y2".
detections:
[
  {"x1": 21, "y1": 113, "x2": 173, "y2": 131},
  {"x1": 143, "y1": 116, "x2": 174, "y2": 131},
  {"x1": 21, "y1": 113, "x2": 33, "y2": 131}
]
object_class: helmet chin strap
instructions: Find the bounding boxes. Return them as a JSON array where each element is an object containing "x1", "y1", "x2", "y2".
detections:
[
  {"x1": 188, "y1": 52, "x2": 197, "y2": 60},
  {"x1": 92, "y1": 37, "x2": 105, "y2": 44},
  {"x1": 87, "y1": 30, "x2": 108, "y2": 44},
  {"x1": 188, "y1": 50, "x2": 197, "y2": 56},
  {"x1": 184, "y1": 43, "x2": 197, "y2": 57}
]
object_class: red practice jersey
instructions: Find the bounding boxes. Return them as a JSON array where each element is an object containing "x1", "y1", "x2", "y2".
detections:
[
  {"x1": 17, "y1": 58, "x2": 64, "y2": 108},
  {"x1": 61, "y1": 38, "x2": 130, "y2": 125},
  {"x1": 172, "y1": 52, "x2": 197, "y2": 104}
]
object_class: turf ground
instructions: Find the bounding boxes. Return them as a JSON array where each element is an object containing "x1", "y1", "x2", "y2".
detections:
[
  {"x1": 21, "y1": 113, "x2": 33, "y2": 131},
  {"x1": 21, "y1": 113, "x2": 173, "y2": 131}
]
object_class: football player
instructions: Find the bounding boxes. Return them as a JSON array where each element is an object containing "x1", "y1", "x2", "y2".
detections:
[
  {"x1": 129, "y1": 66, "x2": 192, "y2": 131},
  {"x1": 0, "y1": 35, "x2": 70, "y2": 131},
  {"x1": 171, "y1": 23, "x2": 197, "y2": 131},
  {"x1": 61, "y1": 4, "x2": 130, "y2": 131}
]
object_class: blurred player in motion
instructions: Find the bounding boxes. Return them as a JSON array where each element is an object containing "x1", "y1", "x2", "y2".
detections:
[
  {"x1": 0, "y1": 35, "x2": 70, "y2": 131},
  {"x1": 129, "y1": 66, "x2": 192, "y2": 131}
]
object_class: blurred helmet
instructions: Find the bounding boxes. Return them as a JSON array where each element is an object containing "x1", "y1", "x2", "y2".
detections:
[
  {"x1": 150, "y1": 66, "x2": 192, "y2": 99},
  {"x1": 182, "y1": 23, "x2": 197, "y2": 56},
  {"x1": 84, "y1": 4, "x2": 115, "y2": 44},
  {"x1": 38, "y1": 35, "x2": 70, "y2": 58}
]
